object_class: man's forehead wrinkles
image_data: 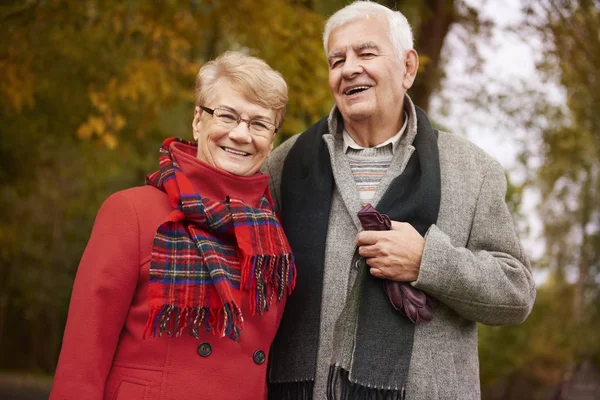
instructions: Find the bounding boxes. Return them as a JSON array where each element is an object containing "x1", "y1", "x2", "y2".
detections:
[
  {"x1": 328, "y1": 41, "x2": 380, "y2": 58},
  {"x1": 355, "y1": 41, "x2": 380, "y2": 51}
]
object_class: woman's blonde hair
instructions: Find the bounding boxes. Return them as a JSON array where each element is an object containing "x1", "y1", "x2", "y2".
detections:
[{"x1": 195, "y1": 51, "x2": 288, "y2": 129}]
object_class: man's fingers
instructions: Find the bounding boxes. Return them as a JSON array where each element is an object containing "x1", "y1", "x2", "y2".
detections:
[
  {"x1": 358, "y1": 244, "x2": 379, "y2": 257},
  {"x1": 391, "y1": 220, "x2": 415, "y2": 232},
  {"x1": 390, "y1": 220, "x2": 403, "y2": 230},
  {"x1": 356, "y1": 230, "x2": 381, "y2": 245},
  {"x1": 369, "y1": 267, "x2": 384, "y2": 278},
  {"x1": 365, "y1": 256, "x2": 388, "y2": 269}
]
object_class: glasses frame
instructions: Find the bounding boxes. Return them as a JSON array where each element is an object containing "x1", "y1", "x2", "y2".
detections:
[{"x1": 199, "y1": 105, "x2": 278, "y2": 137}]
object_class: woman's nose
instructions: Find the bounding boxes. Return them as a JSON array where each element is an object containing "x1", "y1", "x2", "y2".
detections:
[{"x1": 228, "y1": 122, "x2": 253, "y2": 144}]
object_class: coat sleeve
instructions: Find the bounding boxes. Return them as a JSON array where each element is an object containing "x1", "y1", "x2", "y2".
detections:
[
  {"x1": 414, "y1": 160, "x2": 536, "y2": 326},
  {"x1": 50, "y1": 191, "x2": 140, "y2": 400}
]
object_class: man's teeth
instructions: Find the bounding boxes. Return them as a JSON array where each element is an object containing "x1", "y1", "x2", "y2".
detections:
[
  {"x1": 223, "y1": 147, "x2": 249, "y2": 156},
  {"x1": 345, "y1": 86, "x2": 370, "y2": 95}
]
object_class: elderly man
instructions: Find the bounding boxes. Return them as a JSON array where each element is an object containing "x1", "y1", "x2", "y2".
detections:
[{"x1": 263, "y1": 1, "x2": 536, "y2": 399}]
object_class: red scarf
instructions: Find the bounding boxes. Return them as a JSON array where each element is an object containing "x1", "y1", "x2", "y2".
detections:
[{"x1": 144, "y1": 138, "x2": 295, "y2": 340}]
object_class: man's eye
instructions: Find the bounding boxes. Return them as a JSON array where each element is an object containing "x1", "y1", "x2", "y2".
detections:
[
  {"x1": 361, "y1": 52, "x2": 375, "y2": 58},
  {"x1": 331, "y1": 59, "x2": 344, "y2": 68}
]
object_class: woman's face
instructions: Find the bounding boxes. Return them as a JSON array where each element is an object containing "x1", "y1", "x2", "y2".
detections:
[{"x1": 192, "y1": 80, "x2": 277, "y2": 176}]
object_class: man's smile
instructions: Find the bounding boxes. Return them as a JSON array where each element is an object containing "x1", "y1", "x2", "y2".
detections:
[{"x1": 344, "y1": 85, "x2": 372, "y2": 96}]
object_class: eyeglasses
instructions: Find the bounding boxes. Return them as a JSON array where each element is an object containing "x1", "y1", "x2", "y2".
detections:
[{"x1": 200, "y1": 106, "x2": 277, "y2": 138}]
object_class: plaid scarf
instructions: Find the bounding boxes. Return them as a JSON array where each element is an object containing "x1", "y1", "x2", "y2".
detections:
[{"x1": 143, "y1": 138, "x2": 295, "y2": 341}]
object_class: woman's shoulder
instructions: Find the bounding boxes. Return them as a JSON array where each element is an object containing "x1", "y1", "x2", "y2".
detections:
[
  {"x1": 98, "y1": 186, "x2": 171, "y2": 224},
  {"x1": 113, "y1": 185, "x2": 167, "y2": 204}
]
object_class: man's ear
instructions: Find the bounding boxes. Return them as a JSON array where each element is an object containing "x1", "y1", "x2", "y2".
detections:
[
  {"x1": 402, "y1": 49, "x2": 419, "y2": 90},
  {"x1": 192, "y1": 106, "x2": 202, "y2": 141}
]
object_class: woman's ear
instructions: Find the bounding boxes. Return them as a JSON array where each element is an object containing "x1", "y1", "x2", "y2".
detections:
[{"x1": 192, "y1": 106, "x2": 202, "y2": 141}]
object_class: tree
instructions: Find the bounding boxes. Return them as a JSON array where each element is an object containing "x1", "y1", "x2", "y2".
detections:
[
  {"x1": 475, "y1": 1, "x2": 600, "y2": 397},
  {"x1": 522, "y1": 0, "x2": 600, "y2": 330}
]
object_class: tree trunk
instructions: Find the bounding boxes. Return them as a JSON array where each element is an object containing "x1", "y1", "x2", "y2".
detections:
[
  {"x1": 411, "y1": 0, "x2": 455, "y2": 112},
  {"x1": 573, "y1": 167, "x2": 595, "y2": 323}
]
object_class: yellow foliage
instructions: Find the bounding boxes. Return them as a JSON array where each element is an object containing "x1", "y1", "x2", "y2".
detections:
[
  {"x1": 2, "y1": 0, "x2": 331, "y2": 147},
  {"x1": 76, "y1": 124, "x2": 93, "y2": 140},
  {"x1": 89, "y1": 116, "x2": 106, "y2": 135},
  {"x1": 0, "y1": 58, "x2": 36, "y2": 113},
  {"x1": 418, "y1": 54, "x2": 431, "y2": 73},
  {"x1": 90, "y1": 91, "x2": 109, "y2": 114},
  {"x1": 77, "y1": 106, "x2": 128, "y2": 146},
  {"x1": 102, "y1": 133, "x2": 118, "y2": 150},
  {"x1": 114, "y1": 114, "x2": 126, "y2": 131}
]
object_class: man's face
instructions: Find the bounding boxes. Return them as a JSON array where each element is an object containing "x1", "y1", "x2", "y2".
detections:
[{"x1": 327, "y1": 16, "x2": 407, "y2": 125}]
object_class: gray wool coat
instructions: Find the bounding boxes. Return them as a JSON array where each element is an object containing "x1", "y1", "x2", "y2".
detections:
[{"x1": 262, "y1": 96, "x2": 536, "y2": 400}]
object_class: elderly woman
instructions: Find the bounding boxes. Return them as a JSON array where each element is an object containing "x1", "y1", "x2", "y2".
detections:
[{"x1": 50, "y1": 51, "x2": 295, "y2": 400}]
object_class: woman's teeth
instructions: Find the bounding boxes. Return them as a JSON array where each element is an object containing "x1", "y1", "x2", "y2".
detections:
[{"x1": 223, "y1": 147, "x2": 249, "y2": 156}]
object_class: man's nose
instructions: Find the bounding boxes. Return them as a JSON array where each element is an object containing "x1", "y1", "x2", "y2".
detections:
[{"x1": 341, "y1": 56, "x2": 363, "y2": 78}]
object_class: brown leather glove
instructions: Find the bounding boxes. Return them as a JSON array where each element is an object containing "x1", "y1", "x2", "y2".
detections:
[{"x1": 357, "y1": 203, "x2": 437, "y2": 324}]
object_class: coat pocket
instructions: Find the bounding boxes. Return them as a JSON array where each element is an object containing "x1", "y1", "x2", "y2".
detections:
[
  {"x1": 113, "y1": 380, "x2": 147, "y2": 400},
  {"x1": 105, "y1": 364, "x2": 160, "y2": 400}
]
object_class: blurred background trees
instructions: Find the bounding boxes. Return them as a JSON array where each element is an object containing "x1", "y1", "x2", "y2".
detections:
[
  {"x1": 1, "y1": 0, "x2": 599, "y2": 398},
  {"x1": 477, "y1": 1, "x2": 600, "y2": 398}
]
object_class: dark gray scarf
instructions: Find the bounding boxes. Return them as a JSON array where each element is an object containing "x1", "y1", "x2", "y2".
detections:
[{"x1": 269, "y1": 106, "x2": 440, "y2": 400}]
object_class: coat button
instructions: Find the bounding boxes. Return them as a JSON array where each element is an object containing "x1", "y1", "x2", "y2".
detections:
[
  {"x1": 197, "y1": 342, "x2": 212, "y2": 357},
  {"x1": 253, "y1": 350, "x2": 266, "y2": 365},
  {"x1": 355, "y1": 258, "x2": 367, "y2": 269}
]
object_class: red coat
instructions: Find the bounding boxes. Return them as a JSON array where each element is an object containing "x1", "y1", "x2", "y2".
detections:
[{"x1": 50, "y1": 143, "x2": 286, "y2": 400}]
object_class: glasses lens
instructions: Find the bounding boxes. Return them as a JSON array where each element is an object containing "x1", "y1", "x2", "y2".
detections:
[
  {"x1": 213, "y1": 108, "x2": 275, "y2": 137},
  {"x1": 249, "y1": 121, "x2": 275, "y2": 137},
  {"x1": 213, "y1": 109, "x2": 239, "y2": 127}
]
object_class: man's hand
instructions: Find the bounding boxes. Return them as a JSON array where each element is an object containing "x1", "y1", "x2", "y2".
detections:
[{"x1": 356, "y1": 221, "x2": 425, "y2": 282}]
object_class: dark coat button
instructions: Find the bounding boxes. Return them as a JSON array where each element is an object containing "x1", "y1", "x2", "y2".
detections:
[
  {"x1": 253, "y1": 350, "x2": 266, "y2": 365},
  {"x1": 197, "y1": 342, "x2": 212, "y2": 357}
]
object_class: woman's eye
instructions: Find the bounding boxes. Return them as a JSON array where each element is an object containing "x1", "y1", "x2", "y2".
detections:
[
  {"x1": 251, "y1": 121, "x2": 269, "y2": 131},
  {"x1": 220, "y1": 113, "x2": 237, "y2": 121}
]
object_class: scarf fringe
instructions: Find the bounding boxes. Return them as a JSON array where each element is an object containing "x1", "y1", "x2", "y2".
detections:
[
  {"x1": 243, "y1": 254, "x2": 297, "y2": 316},
  {"x1": 143, "y1": 302, "x2": 243, "y2": 341},
  {"x1": 327, "y1": 366, "x2": 406, "y2": 400},
  {"x1": 268, "y1": 380, "x2": 314, "y2": 400}
]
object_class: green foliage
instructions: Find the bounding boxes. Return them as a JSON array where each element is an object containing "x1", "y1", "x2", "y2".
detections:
[{"x1": 480, "y1": 282, "x2": 579, "y2": 396}]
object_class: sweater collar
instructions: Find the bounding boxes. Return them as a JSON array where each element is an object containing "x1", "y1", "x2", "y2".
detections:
[{"x1": 341, "y1": 111, "x2": 408, "y2": 154}]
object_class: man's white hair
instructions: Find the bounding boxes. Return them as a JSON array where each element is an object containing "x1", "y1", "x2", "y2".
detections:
[{"x1": 323, "y1": 1, "x2": 414, "y2": 59}]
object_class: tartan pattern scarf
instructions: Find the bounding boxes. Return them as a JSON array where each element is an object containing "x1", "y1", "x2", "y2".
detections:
[{"x1": 144, "y1": 138, "x2": 296, "y2": 341}]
